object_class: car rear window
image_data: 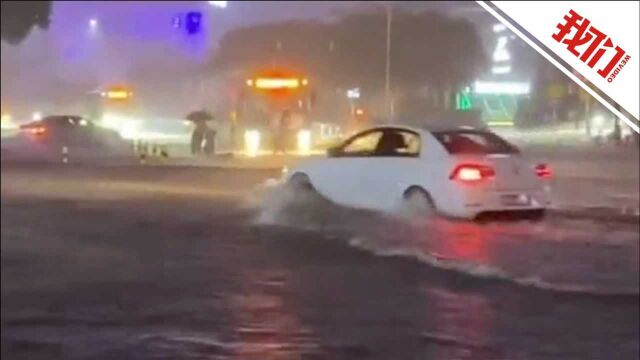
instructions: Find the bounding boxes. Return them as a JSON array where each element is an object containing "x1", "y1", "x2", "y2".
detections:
[{"x1": 433, "y1": 130, "x2": 519, "y2": 154}]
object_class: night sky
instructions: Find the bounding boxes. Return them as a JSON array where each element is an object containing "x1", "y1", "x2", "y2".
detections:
[{"x1": 1, "y1": 1, "x2": 489, "y2": 115}]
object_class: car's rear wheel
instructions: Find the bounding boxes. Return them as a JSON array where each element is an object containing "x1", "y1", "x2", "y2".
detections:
[{"x1": 403, "y1": 187, "x2": 437, "y2": 218}]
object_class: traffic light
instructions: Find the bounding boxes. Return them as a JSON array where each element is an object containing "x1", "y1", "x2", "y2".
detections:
[{"x1": 456, "y1": 90, "x2": 473, "y2": 111}]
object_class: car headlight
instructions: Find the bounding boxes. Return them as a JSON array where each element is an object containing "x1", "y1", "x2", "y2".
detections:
[
  {"x1": 244, "y1": 129, "x2": 261, "y2": 157},
  {"x1": 297, "y1": 129, "x2": 311, "y2": 155}
]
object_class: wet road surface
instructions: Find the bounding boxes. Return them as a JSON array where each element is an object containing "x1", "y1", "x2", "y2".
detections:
[{"x1": 1, "y1": 163, "x2": 638, "y2": 360}]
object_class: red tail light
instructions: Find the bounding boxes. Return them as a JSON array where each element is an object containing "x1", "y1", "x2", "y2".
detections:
[
  {"x1": 450, "y1": 164, "x2": 495, "y2": 182},
  {"x1": 535, "y1": 164, "x2": 552, "y2": 178},
  {"x1": 30, "y1": 126, "x2": 46, "y2": 135}
]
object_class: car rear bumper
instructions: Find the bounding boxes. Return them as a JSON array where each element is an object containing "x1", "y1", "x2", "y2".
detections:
[{"x1": 441, "y1": 185, "x2": 551, "y2": 219}]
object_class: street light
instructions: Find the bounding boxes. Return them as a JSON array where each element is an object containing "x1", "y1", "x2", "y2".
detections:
[
  {"x1": 347, "y1": 88, "x2": 361, "y2": 100},
  {"x1": 1, "y1": 113, "x2": 15, "y2": 130},
  {"x1": 385, "y1": 3, "x2": 392, "y2": 121},
  {"x1": 208, "y1": 1, "x2": 228, "y2": 8},
  {"x1": 88, "y1": 18, "x2": 99, "y2": 37}
]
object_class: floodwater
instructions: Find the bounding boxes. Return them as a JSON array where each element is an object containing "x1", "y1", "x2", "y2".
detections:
[{"x1": 2, "y1": 164, "x2": 638, "y2": 359}]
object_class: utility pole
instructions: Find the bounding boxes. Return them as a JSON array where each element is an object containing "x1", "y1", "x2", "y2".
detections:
[{"x1": 385, "y1": 3, "x2": 392, "y2": 122}]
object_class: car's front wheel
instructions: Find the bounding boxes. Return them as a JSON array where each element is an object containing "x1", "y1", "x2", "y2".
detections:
[
  {"x1": 287, "y1": 173, "x2": 315, "y2": 193},
  {"x1": 403, "y1": 187, "x2": 437, "y2": 218}
]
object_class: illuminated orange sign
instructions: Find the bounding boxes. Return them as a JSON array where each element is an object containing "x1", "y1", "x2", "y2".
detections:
[
  {"x1": 105, "y1": 90, "x2": 133, "y2": 100},
  {"x1": 246, "y1": 75, "x2": 310, "y2": 90},
  {"x1": 254, "y1": 78, "x2": 300, "y2": 89},
  {"x1": 101, "y1": 86, "x2": 134, "y2": 100}
]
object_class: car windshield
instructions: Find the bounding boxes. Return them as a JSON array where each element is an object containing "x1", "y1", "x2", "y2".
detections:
[{"x1": 433, "y1": 130, "x2": 520, "y2": 154}]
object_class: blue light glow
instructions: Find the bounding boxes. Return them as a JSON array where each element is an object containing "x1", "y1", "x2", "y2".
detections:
[
  {"x1": 185, "y1": 11, "x2": 202, "y2": 35},
  {"x1": 172, "y1": 15, "x2": 182, "y2": 29}
]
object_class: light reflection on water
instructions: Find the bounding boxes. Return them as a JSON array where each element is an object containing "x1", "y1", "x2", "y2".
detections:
[
  {"x1": 421, "y1": 285, "x2": 505, "y2": 360},
  {"x1": 225, "y1": 269, "x2": 319, "y2": 360}
]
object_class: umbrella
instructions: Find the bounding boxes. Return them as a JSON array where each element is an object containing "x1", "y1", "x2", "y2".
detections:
[{"x1": 186, "y1": 110, "x2": 214, "y2": 123}]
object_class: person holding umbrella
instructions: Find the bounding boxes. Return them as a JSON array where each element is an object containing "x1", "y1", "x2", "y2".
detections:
[{"x1": 186, "y1": 110, "x2": 216, "y2": 156}]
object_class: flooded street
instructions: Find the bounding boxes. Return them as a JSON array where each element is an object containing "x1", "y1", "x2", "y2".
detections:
[
  {"x1": 1, "y1": 164, "x2": 638, "y2": 360},
  {"x1": 2, "y1": 1, "x2": 639, "y2": 359}
]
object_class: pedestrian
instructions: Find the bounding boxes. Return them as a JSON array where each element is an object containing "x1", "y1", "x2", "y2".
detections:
[
  {"x1": 203, "y1": 127, "x2": 217, "y2": 156},
  {"x1": 275, "y1": 110, "x2": 291, "y2": 154},
  {"x1": 191, "y1": 119, "x2": 207, "y2": 155},
  {"x1": 612, "y1": 103, "x2": 623, "y2": 146}
]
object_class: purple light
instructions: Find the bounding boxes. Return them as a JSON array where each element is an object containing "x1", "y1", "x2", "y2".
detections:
[{"x1": 185, "y1": 12, "x2": 202, "y2": 35}]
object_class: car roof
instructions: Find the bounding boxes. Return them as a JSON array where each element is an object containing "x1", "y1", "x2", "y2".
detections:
[
  {"x1": 43, "y1": 115, "x2": 84, "y2": 122},
  {"x1": 366, "y1": 124, "x2": 490, "y2": 135},
  {"x1": 364, "y1": 125, "x2": 421, "y2": 133},
  {"x1": 20, "y1": 116, "x2": 86, "y2": 129}
]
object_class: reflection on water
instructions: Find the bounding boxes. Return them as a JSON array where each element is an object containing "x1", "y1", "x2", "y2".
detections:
[
  {"x1": 423, "y1": 220, "x2": 493, "y2": 264},
  {"x1": 423, "y1": 287, "x2": 501, "y2": 360},
  {"x1": 226, "y1": 269, "x2": 319, "y2": 359}
]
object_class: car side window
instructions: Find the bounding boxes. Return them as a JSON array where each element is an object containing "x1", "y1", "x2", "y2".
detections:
[
  {"x1": 373, "y1": 130, "x2": 420, "y2": 157},
  {"x1": 403, "y1": 132, "x2": 420, "y2": 155},
  {"x1": 339, "y1": 130, "x2": 384, "y2": 157}
]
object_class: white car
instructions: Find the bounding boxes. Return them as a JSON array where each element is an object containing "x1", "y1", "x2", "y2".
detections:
[{"x1": 284, "y1": 126, "x2": 552, "y2": 220}]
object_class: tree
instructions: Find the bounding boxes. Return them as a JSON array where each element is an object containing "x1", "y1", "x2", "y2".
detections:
[
  {"x1": 1, "y1": 1, "x2": 51, "y2": 45},
  {"x1": 210, "y1": 9, "x2": 487, "y2": 119}
]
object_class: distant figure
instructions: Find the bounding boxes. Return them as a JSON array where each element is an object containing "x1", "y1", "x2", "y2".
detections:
[
  {"x1": 187, "y1": 110, "x2": 215, "y2": 156},
  {"x1": 203, "y1": 128, "x2": 217, "y2": 156},
  {"x1": 191, "y1": 119, "x2": 206, "y2": 155},
  {"x1": 612, "y1": 103, "x2": 622, "y2": 145},
  {"x1": 273, "y1": 110, "x2": 291, "y2": 154}
]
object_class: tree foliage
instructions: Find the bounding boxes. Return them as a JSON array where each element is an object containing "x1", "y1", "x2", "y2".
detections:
[
  {"x1": 1, "y1": 1, "x2": 51, "y2": 45},
  {"x1": 212, "y1": 10, "x2": 487, "y2": 97}
]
